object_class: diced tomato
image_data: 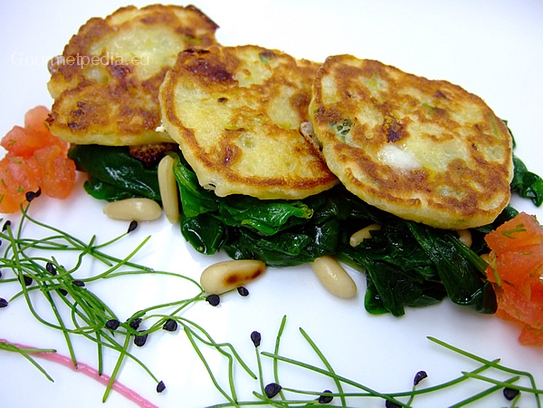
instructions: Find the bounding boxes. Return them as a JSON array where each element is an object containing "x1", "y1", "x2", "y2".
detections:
[
  {"x1": 0, "y1": 106, "x2": 75, "y2": 213},
  {"x1": 494, "y1": 306, "x2": 517, "y2": 323},
  {"x1": 519, "y1": 325, "x2": 543, "y2": 347},
  {"x1": 494, "y1": 282, "x2": 543, "y2": 328},
  {"x1": 490, "y1": 245, "x2": 543, "y2": 297},
  {"x1": 485, "y1": 212, "x2": 543, "y2": 347},
  {"x1": 27, "y1": 145, "x2": 76, "y2": 199},
  {"x1": 1, "y1": 126, "x2": 61, "y2": 159},
  {"x1": 24, "y1": 105, "x2": 51, "y2": 134},
  {"x1": 1, "y1": 106, "x2": 67, "y2": 159},
  {"x1": 0, "y1": 157, "x2": 40, "y2": 213},
  {"x1": 485, "y1": 212, "x2": 543, "y2": 253},
  {"x1": 532, "y1": 278, "x2": 543, "y2": 301}
]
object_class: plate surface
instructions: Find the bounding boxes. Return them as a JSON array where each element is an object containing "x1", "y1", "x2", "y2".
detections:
[{"x1": 1, "y1": 1, "x2": 543, "y2": 407}]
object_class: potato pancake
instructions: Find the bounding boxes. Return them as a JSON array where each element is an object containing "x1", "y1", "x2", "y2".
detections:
[
  {"x1": 47, "y1": 4, "x2": 218, "y2": 146},
  {"x1": 159, "y1": 45, "x2": 338, "y2": 200},
  {"x1": 309, "y1": 55, "x2": 513, "y2": 229}
]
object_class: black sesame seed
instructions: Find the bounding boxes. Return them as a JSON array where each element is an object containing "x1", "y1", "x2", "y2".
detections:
[
  {"x1": 206, "y1": 294, "x2": 220, "y2": 307},
  {"x1": 127, "y1": 220, "x2": 138, "y2": 233},
  {"x1": 2, "y1": 220, "x2": 11, "y2": 231},
  {"x1": 0, "y1": 298, "x2": 8, "y2": 308},
  {"x1": 250, "y1": 331, "x2": 261, "y2": 348},
  {"x1": 24, "y1": 190, "x2": 37, "y2": 202},
  {"x1": 503, "y1": 387, "x2": 520, "y2": 401},
  {"x1": 20, "y1": 275, "x2": 33, "y2": 287},
  {"x1": 46, "y1": 262, "x2": 57, "y2": 275},
  {"x1": 106, "y1": 319, "x2": 120, "y2": 330},
  {"x1": 156, "y1": 380, "x2": 166, "y2": 393},
  {"x1": 413, "y1": 370, "x2": 428, "y2": 386},
  {"x1": 162, "y1": 319, "x2": 178, "y2": 332},
  {"x1": 264, "y1": 382, "x2": 282, "y2": 399},
  {"x1": 385, "y1": 401, "x2": 401, "y2": 408},
  {"x1": 134, "y1": 331, "x2": 148, "y2": 347},
  {"x1": 129, "y1": 317, "x2": 142, "y2": 330},
  {"x1": 237, "y1": 286, "x2": 249, "y2": 297},
  {"x1": 0, "y1": 270, "x2": 2, "y2": 279},
  {"x1": 73, "y1": 280, "x2": 85, "y2": 287},
  {"x1": 25, "y1": 188, "x2": 41, "y2": 202},
  {"x1": 58, "y1": 288, "x2": 68, "y2": 296},
  {"x1": 318, "y1": 390, "x2": 333, "y2": 404}
]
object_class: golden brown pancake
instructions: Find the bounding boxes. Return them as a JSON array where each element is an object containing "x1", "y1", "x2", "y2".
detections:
[
  {"x1": 159, "y1": 45, "x2": 338, "y2": 200},
  {"x1": 47, "y1": 4, "x2": 219, "y2": 146},
  {"x1": 309, "y1": 55, "x2": 513, "y2": 229}
]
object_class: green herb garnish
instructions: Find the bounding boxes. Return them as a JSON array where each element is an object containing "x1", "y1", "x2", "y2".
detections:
[
  {"x1": 0, "y1": 202, "x2": 207, "y2": 401},
  {"x1": 501, "y1": 223, "x2": 528, "y2": 239}
]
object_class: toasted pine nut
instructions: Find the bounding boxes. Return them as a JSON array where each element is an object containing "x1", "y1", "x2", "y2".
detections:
[
  {"x1": 158, "y1": 155, "x2": 179, "y2": 223},
  {"x1": 350, "y1": 223, "x2": 381, "y2": 247},
  {"x1": 310, "y1": 256, "x2": 357, "y2": 299},
  {"x1": 200, "y1": 259, "x2": 266, "y2": 294},
  {"x1": 456, "y1": 229, "x2": 472, "y2": 248},
  {"x1": 103, "y1": 198, "x2": 162, "y2": 221}
]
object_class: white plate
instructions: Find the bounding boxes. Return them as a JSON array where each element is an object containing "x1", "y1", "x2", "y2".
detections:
[{"x1": 1, "y1": 1, "x2": 543, "y2": 407}]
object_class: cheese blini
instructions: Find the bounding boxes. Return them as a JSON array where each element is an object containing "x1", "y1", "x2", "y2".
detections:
[
  {"x1": 47, "y1": 4, "x2": 218, "y2": 146},
  {"x1": 160, "y1": 45, "x2": 338, "y2": 200},
  {"x1": 309, "y1": 55, "x2": 513, "y2": 229}
]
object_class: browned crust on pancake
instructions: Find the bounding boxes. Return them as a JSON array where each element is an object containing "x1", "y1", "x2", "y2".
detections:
[
  {"x1": 160, "y1": 45, "x2": 338, "y2": 199},
  {"x1": 310, "y1": 56, "x2": 513, "y2": 229},
  {"x1": 47, "y1": 4, "x2": 218, "y2": 146}
]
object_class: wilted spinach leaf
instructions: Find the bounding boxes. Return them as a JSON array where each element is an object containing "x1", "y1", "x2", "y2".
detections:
[
  {"x1": 407, "y1": 222, "x2": 497, "y2": 314},
  {"x1": 70, "y1": 143, "x2": 543, "y2": 318},
  {"x1": 511, "y1": 155, "x2": 543, "y2": 206},
  {"x1": 69, "y1": 145, "x2": 161, "y2": 202}
]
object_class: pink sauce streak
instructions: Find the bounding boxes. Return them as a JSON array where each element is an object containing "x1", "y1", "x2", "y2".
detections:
[{"x1": 1, "y1": 338, "x2": 159, "y2": 408}]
